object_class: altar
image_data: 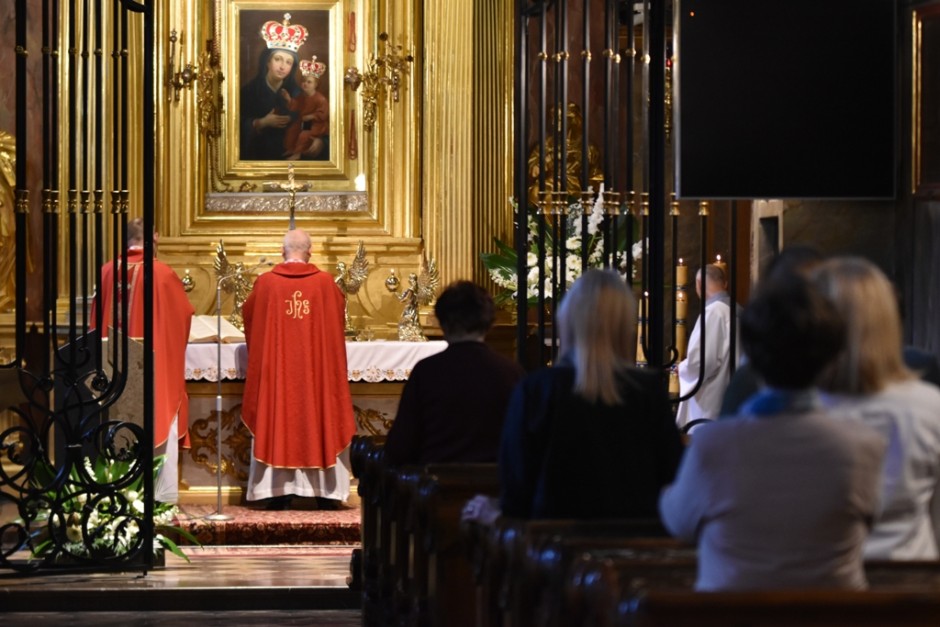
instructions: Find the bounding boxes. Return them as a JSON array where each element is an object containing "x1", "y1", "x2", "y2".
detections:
[{"x1": 180, "y1": 340, "x2": 447, "y2": 504}]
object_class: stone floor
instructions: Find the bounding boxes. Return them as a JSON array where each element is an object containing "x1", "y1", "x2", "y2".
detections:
[
  {"x1": 0, "y1": 545, "x2": 362, "y2": 624},
  {"x1": 0, "y1": 609, "x2": 362, "y2": 626}
]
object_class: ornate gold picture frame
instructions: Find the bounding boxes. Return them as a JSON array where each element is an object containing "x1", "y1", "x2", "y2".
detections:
[
  {"x1": 914, "y1": 5, "x2": 940, "y2": 195},
  {"x1": 216, "y1": 0, "x2": 362, "y2": 192}
]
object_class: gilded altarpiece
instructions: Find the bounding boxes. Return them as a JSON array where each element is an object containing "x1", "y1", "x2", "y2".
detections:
[
  {"x1": 148, "y1": 0, "x2": 514, "y2": 501},
  {"x1": 0, "y1": 0, "x2": 513, "y2": 502}
]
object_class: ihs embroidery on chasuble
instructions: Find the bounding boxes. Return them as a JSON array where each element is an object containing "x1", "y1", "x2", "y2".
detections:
[{"x1": 285, "y1": 290, "x2": 311, "y2": 319}]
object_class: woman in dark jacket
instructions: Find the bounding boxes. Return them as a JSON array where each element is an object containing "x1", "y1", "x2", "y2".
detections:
[{"x1": 463, "y1": 269, "x2": 684, "y2": 523}]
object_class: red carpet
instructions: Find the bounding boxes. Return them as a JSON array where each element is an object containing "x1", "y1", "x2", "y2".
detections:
[{"x1": 175, "y1": 504, "x2": 361, "y2": 546}]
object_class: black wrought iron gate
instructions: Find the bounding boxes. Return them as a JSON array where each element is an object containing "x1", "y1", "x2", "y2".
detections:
[{"x1": 1, "y1": 0, "x2": 158, "y2": 574}]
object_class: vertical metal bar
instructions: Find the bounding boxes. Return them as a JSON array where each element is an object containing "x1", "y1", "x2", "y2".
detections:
[
  {"x1": 669, "y1": 197, "x2": 679, "y2": 365},
  {"x1": 557, "y1": 0, "x2": 568, "y2": 309},
  {"x1": 624, "y1": 5, "x2": 636, "y2": 284},
  {"x1": 109, "y1": 0, "x2": 120, "y2": 374},
  {"x1": 118, "y1": 2, "x2": 129, "y2": 363},
  {"x1": 601, "y1": 0, "x2": 613, "y2": 268},
  {"x1": 580, "y1": 0, "x2": 590, "y2": 272},
  {"x1": 647, "y1": 0, "x2": 666, "y2": 369},
  {"x1": 514, "y1": 0, "x2": 528, "y2": 365},
  {"x1": 93, "y1": 0, "x2": 104, "y2": 373},
  {"x1": 537, "y1": 3, "x2": 547, "y2": 365},
  {"x1": 729, "y1": 200, "x2": 738, "y2": 374},
  {"x1": 141, "y1": 0, "x2": 157, "y2": 572},
  {"x1": 14, "y1": 0, "x2": 28, "y2": 360},
  {"x1": 79, "y1": 0, "x2": 91, "y2": 335},
  {"x1": 609, "y1": 2, "x2": 620, "y2": 275}
]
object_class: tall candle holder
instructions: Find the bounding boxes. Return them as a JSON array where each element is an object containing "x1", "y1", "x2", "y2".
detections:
[
  {"x1": 675, "y1": 318, "x2": 688, "y2": 362},
  {"x1": 675, "y1": 257, "x2": 688, "y2": 360},
  {"x1": 676, "y1": 257, "x2": 688, "y2": 286},
  {"x1": 636, "y1": 290, "x2": 649, "y2": 366}
]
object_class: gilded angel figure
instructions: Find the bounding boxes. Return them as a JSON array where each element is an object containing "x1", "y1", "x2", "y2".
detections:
[
  {"x1": 397, "y1": 256, "x2": 439, "y2": 342},
  {"x1": 214, "y1": 240, "x2": 255, "y2": 331},
  {"x1": 335, "y1": 241, "x2": 369, "y2": 335}
]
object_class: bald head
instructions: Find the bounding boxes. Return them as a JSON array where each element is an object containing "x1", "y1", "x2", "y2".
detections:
[
  {"x1": 282, "y1": 229, "x2": 312, "y2": 262},
  {"x1": 696, "y1": 264, "x2": 727, "y2": 299}
]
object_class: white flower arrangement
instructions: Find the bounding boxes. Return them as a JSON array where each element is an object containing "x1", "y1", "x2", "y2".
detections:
[
  {"x1": 482, "y1": 187, "x2": 644, "y2": 305},
  {"x1": 27, "y1": 454, "x2": 197, "y2": 563}
]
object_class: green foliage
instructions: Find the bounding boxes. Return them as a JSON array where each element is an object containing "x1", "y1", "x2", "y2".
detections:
[{"x1": 27, "y1": 453, "x2": 199, "y2": 563}]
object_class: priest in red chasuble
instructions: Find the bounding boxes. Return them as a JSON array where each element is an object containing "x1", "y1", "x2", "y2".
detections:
[
  {"x1": 241, "y1": 229, "x2": 356, "y2": 510},
  {"x1": 91, "y1": 218, "x2": 195, "y2": 503}
]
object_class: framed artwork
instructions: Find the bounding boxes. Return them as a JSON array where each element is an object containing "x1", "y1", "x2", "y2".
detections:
[{"x1": 218, "y1": 0, "x2": 353, "y2": 186}]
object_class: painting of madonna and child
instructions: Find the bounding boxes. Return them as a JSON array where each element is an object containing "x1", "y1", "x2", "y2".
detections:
[{"x1": 239, "y1": 11, "x2": 332, "y2": 162}]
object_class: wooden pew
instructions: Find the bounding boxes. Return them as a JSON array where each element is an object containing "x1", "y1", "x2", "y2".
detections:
[
  {"x1": 623, "y1": 589, "x2": 940, "y2": 627},
  {"x1": 410, "y1": 463, "x2": 500, "y2": 627},
  {"x1": 389, "y1": 466, "x2": 426, "y2": 624},
  {"x1": 349, "y1": 434, "x2": 388, "y2": 625},
  {"x1": 509, "y1": 521, "x2": 677, "y2": 627},
  {"x1": 567, "y1": 553, "x2": 940, "y2": 627},
  {"x1": 565, "y1": 549, "x2": 697, "y2": 627},
  {"x1": 866, "y1": 559, "x2": 940, "y2": 589},
  {"x1": 354, "y1": 440, "x2": 500, "y2": 627},
  {"x1": 531, "y1": 535, "x2": 689, "y2": 627},
  {"x1": 462, "y1": 517, "x2": 684, "y2": 627}
]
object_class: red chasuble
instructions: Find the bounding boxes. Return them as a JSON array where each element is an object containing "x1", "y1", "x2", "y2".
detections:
[
  {"x1": 241, "y1": 262, "x2": 355, "y2": 469},
  {"x1": 91, "y1": 249, "x2": 195, "y2": 448}
]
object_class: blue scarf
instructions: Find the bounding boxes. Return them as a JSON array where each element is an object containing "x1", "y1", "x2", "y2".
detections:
[{"x1": 739, "y1": 387, "x2": 821, "y2": 417}]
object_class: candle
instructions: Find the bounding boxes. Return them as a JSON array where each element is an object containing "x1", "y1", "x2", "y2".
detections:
[
  {"x1": 676, "y1": 287, "x2": 688, "y2": 319},
  {"x1": 668, "y1": 368, "x2": 679, "y2": 396},
  {"x1": 636, "y1": 291, "x2": 649, "y2": 365},
  {"x1": 676, "y1": 258, "x2": 688, "y2": 286},
  {"x1": 636, "y1": 326, "x2": 646, "y2": 364},
  {"x1": 675, "y1": 319, "x2": 688, "y2": 361},
  {"x1": 714, "y1": 254, "x2": 728, "y2": 277}
]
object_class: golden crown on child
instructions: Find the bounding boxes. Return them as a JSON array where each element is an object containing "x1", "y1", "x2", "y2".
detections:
[
  {"x1": 301, "y1": 56, "x2": 326, "y2": 79},
  {"x1": 261, "y1": 13, "x2": 309, "y2": 53}
]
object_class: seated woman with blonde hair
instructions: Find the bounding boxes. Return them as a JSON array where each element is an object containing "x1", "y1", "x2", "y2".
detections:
[
  {"x1": 813, "y1": 256, "x2": 940, "y2": 560},
  {"x1": 463, "y1": 269, "x2": 684, "y2": 524}
]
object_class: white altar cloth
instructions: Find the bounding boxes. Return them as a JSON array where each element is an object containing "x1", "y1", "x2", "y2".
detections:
[{"x1": 185, "y1": 340, "x2": 447, "y2": 382}]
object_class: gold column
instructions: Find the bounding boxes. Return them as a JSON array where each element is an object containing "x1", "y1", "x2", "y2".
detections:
[{"x1": 422, "y1": 0, "x2": 514, "y2": 287}]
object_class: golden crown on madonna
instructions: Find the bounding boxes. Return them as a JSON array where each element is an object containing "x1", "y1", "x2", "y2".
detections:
[
  {"x1": 261, "y1": 13, "x2": 309, "y2": 53},
  {"x1": 300, "y1": 56, "x2": 327, "y2": 79}
]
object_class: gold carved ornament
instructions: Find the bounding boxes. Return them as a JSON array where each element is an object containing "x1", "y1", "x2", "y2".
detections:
[
  {"x1": 188, "y1": 406, "x2": 251, "y2": 482},
  {"x1": 0, "y1": 131, "x2": 23, "y2": 313},
  {"x1": 388, "y1": 255, "x2": 439, "y2": 342},
  {"x1": 334, "y1": 240, "x2": 369, "y2": 336},
  {"x1": 213, "y1": 240, "x2": 269, "y2": 330},
  {"x1": 165, "y1": 29, "x2": 197, "y2": 102},
  {"x1": 526, "y1": 102, "x2": 603, "y2": 209},
  {"x1": 344, "y1": 32, "x2": 414, "y2": 133},
  {"x1": 197, "y1": 44, "x2": 233, "y2": 192}
]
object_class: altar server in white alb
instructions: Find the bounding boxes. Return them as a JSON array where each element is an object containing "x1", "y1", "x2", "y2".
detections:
[{"x1": 676, "y1": 264, "x2": 739, "y2": 428}]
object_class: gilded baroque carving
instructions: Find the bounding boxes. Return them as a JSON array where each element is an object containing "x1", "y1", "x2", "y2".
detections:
[
  {"x1": 189, "y1": 407, "x2": 251, "y2": 482},
  {"x1": 354, "y1": 406, "x2": 393, "y2": 436},
  {"x1": 0, "y1": 131, "x2": 16, "y2": 312},
  {"x1": 205, "y1": 192, "x2": 368, "y2": 213}
]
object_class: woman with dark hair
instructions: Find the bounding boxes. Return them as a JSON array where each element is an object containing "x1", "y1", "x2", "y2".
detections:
[
  {"x1": 384, "y1": 281, "x2": 525, "y2": 466},
  {"x1": 240, "y1": 14, "x2": 307, "y2": 160}
]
